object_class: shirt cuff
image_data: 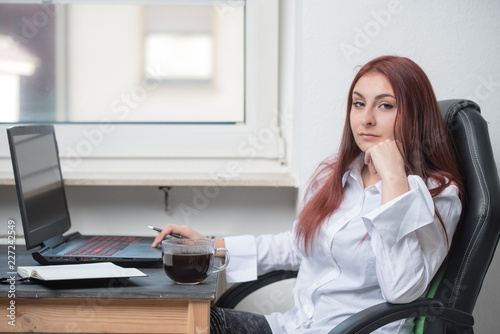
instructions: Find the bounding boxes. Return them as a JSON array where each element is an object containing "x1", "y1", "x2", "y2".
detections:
[
  {"x1": 223, "y1": 235, "x2": 258, "y2": 283},
  {"x1": 362, "y1": 175, "x2": 435, "y2": 248}
]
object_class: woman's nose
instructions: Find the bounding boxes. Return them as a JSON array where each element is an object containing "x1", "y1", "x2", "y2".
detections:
[{"x1": 361, "y1": 107, "x2": 376, "y2": 126}]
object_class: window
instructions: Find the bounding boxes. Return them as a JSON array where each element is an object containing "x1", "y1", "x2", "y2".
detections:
[{"x1": 0, "y1": 0, "x2": 287, "y2": 185}]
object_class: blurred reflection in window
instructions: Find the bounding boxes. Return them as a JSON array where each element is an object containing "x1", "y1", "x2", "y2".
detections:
[
  {"x1": 144, "y1": 6, "x2": 214, "y2": 82},
  {"x1": 0, "y1": 4, "x2": 54, "y2": 122},
  {"x1": 0, "y1": 3, "x2": 244, "y2": 124}
]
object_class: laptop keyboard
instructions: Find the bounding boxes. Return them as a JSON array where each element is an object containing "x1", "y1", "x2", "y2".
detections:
[{"x1": 64, "y1": 236, "x2": 142, "y2": 257}]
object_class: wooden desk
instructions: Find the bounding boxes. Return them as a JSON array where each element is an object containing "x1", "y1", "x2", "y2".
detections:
[{"x1": 0, "y1": 245, "x2": 218, "y2": 333}]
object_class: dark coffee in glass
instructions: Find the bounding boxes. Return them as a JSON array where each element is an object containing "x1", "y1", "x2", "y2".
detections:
[
  {"x1": 163, "y1": 253, "x2": 213, "y2": 284},
  {"x1": 161, "y1": 239, "x2": 229, "y2": 285}
]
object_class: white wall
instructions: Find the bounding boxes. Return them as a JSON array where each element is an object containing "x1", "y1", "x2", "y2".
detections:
[
  {"x1": 294, "y1": 0, "x2": 500, "y2": 183},
  {"x1": 292, "y1": 0, "x2": 500, "y2": 332},
  {"x1": 0, "y1": 185, "x2": 298, "y2": 240}
]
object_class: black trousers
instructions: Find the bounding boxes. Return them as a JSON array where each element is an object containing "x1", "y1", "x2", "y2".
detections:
[{"x1": 210, "y1": 307, "x2": 273, "y2": 334}]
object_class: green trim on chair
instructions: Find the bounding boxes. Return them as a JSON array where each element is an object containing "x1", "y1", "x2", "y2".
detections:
[{"x1": 413, "y1": 265, "x2": 447, "y2": 334}]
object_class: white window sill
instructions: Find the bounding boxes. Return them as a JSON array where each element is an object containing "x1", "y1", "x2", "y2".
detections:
[{"x1": 0, "y1": 171, "x2": 296, "y2": 187}]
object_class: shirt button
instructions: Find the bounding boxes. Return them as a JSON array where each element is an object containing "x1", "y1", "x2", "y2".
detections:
[
  {"x1": 295, "y1": 319, "x2": 300, "y2": 326},
  {"x1": 315, "y1": 281, "x2": 321, "y2": 287},
  {"x1": 343, "y1": 216, "x2": 349, "y2": 222}
]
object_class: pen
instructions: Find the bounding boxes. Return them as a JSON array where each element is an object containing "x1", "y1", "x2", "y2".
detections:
[{"x1": 148, "y1": 225, "x2": 185, "y2": 239}]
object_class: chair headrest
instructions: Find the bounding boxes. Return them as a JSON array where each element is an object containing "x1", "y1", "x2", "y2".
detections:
[{"x1": 439, "y1": 99, "x2": 481, "y2": 125}]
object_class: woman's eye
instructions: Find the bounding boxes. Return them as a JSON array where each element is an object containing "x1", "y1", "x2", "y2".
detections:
[
  {"x1": 380, "y1": 103, "x2": 394, "y2": 110},
  {"x1": 353, "y1": 101, "x2": 364, "y2": 108}
]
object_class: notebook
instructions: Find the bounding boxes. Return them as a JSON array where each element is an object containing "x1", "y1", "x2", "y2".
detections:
[
  {"x1": 7, "y1": 125, "x2": 162, "y2": 266},
  {"x1": 18, "y1": 262, "x2": 147, "y2": 281}
]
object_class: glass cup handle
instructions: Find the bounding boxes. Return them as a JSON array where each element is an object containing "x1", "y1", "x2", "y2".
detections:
[{"x1": 212, "y1": 248, "x2": 230, "y2": 273}]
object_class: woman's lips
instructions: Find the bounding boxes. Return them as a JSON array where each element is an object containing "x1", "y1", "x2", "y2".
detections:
[{"x1": 359, "y1": 132, "x2": 379, "y2": 140}]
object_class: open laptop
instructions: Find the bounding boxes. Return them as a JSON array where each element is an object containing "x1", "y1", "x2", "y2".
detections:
[{"x1": 7, "y1": 124, "x2": 161, "y2": 266}]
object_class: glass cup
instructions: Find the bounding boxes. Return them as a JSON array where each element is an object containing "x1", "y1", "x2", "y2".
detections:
[{"x1": 161, "y1": 239, "x2": 230, "y2": 285}]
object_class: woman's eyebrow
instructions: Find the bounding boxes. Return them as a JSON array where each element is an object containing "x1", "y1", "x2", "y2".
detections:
[
  {"x1": 353, "y1": 91, "x2": 364, "y2": 99},
  {"x1": 352, "y1": 91, "x2": 395, "y2": 100},
  {"x1": 375, "y1": 93, "x2": 396, "y2": 100}
]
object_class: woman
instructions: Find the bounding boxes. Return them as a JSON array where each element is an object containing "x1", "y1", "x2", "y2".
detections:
[{"x1": 153, "y1": 55, "x2": 465, "y2": 333}]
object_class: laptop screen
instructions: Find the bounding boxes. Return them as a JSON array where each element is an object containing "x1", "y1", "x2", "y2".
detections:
[{"x1": 7, "y1": 125, "x2": 71, "y2": 250}]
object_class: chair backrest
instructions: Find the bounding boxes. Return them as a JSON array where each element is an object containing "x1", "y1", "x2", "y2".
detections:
[{"x1": 430, "y1": 100, "x2": 500, "y2": 329}]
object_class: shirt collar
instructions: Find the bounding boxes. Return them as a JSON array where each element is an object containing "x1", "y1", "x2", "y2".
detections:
[
  {"x1": 341, "y1": 154, "x2": 383, "y2": 193},
  {"x1": 341, "y1": 154, "x2": 364, "y2": 187}
]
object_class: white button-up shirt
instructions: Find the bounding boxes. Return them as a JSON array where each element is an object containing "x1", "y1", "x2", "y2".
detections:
[{"x1": 224, "y1": 155, "x2": 462, "y2": 333}]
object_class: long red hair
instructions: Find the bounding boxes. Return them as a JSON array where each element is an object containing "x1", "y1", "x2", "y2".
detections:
[{"x1": 295, "y1": 55, "x2": 465, "y2": 254}]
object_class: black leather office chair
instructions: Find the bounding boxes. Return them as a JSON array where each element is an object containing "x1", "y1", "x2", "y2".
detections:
[{"x1": 215, "y1": 100, "x2": 500, "y2": 334}]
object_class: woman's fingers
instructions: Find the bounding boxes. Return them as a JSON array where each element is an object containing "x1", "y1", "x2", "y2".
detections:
[{"x1": 151, "y1": 224, "x2": 206, "y2": 247}]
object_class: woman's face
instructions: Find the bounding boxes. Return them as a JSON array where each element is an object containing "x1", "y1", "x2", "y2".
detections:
[{"x1": 350, "y1": 72, "x2": 398, "y2": 153}]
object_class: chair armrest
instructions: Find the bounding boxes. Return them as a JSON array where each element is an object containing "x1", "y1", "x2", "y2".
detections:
[
  {"x1": 215, "y1": 270, "x2": 298, "y2": 309},
  {"x1": 328, "y1": 298, "x2": 474, "y2": 334}
]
